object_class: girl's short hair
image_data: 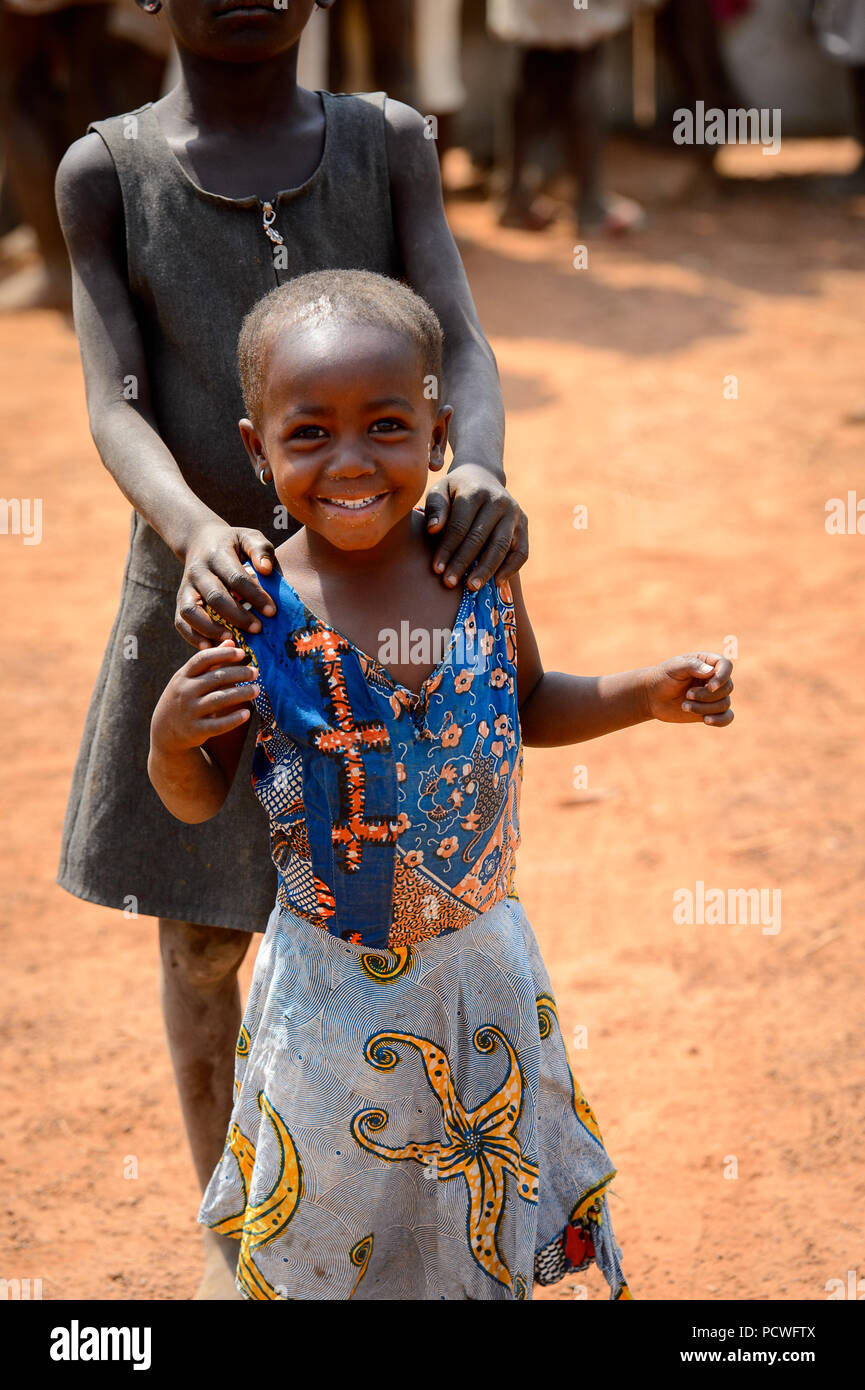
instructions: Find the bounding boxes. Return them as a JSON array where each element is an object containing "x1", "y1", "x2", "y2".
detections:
[{"x1": 238, "y1": 269, "x2": 444, "y2": 424}]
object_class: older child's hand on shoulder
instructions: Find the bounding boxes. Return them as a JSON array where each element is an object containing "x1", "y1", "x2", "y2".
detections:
[
  {"x1": 425, "y1": 465, "x2": 528, "y2": 591},
  {"x1": 644, "y1": 653, "x2": 735, "y2": 727},
  {"x1": 175, "y1": 521, "x2": 277, "y2": 650}
]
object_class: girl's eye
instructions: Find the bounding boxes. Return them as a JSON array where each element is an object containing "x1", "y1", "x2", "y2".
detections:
[
  {"x1": 290, "y1": 425, "x2": 327, "y2": 441},
  {"x1": 370, "y1": 418, "x2": 409, "y2": 436}
]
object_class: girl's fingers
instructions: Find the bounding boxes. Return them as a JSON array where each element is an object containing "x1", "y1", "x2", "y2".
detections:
[
  {"x1": 662, "y1": 654, "x2": 715, "y2": 683},
  {"x1": 192, "y1": 665, "x2": 260, "y2": 695},
  {"x1": 701, "y1": 655, "x2": 733, "y2": 693},
  {"x1": 197, "y1": 708, "x2": 252, "y2": 736},
  {"x1": 185, "y1": 644, "x2": 251, "y2": 676},
  {"x1": 194, "y1": 684, "x2": 260, "y2": 718},
  {"x1": 682, "y1": 695, "x2": 732, "y2": 717},
  {"x1": 685, "y1": 679, "x2": 734, "y2": 703},
  {"x1": 703, "y1": 709, "x2": 735, "y2": 727}
]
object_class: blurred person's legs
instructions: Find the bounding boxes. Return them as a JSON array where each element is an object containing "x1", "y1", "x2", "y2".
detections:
[
  {"x1": 0, "y1": 8, "x2": 78, "y2": 308},
  {"x1": 499, "y1": 47, "x2": 569, "y2": 229},
  {"x1": 415, "y1": 0, "x2": 465, "y2": 163},
  {"x1": 658, "y1": 0, "x2": 742, "y2": 190},
  {"x1": 812, "y1": 0, "x2": 865, "y2": 191},
  {"x1": 329, "y1": 0, "x2": 416, "y2": 106},
  {"x1": 567, "y1": 43, "x2": 647, "y2": 233},
  {"x1": 159, "y1": 916, "x2": 252, "y2": 1300},
  {"x1": 849, "y1": 63, "x2": 865, "y2": 182},
  {"x1": 500, "y1": 43, "x2": 645, "y2": 234},
  {"x1": 366, "y1": 0, "x2": 415, "y2": 104}
]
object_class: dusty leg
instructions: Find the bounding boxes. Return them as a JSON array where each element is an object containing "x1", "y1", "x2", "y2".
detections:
[{"x1": 159, "y1": 918, "x2": 252, "y2": 1300}]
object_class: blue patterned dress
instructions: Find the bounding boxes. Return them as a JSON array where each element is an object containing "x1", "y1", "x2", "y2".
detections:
[{"x1": 198, "y1": 561, "x2": 630, "y2": 1300}]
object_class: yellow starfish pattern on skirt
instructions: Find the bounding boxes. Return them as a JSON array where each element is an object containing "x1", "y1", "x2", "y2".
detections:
[
  {"x1": 209, "y1": 1090, "x2": 303, "y2": 1300},
  {"x1": 536, "y1": 994, "x2": 604, "y2": 1144},
  {"x1": 351, "y1": 1026, "x2": 538, "y2": 1291},
  {"x1": 537, "y1": 994, "x2": 627, "y2": 1291}
]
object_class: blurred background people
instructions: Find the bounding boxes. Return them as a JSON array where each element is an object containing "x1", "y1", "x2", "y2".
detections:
[
  {"x1": 812, "y1": 0, "x2": 865, "y2": 190},
  {"x1": 0, "y1": 0, "x2": 168, "y2": 309},
  {"x1": 327, "y1": 0, "x2": 416, "y2": 106},
  {"x1": 487, "y1": 0, "x2": 662, "y2": 233}
]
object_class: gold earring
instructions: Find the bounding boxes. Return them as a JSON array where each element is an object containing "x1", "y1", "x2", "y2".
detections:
[{"x1": 259, "y1": 466, "x2": 269, "y2": 486}]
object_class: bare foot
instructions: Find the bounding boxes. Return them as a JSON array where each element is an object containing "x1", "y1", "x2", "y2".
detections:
[
  {"x1": 193, "y1": 1228, "x2": 244, "y2": 1301},
  {"x1": 498, "y1": 192, "x2": 558, "y2": 232},
  {"x1": 578, "y1": 192, "x2": 647, "y2": 238}
]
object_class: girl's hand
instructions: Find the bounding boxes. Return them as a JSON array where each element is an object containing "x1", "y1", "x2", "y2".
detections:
[
  {"x1": 644, "y1": 653, "x2": 735, "y2": 727},
  {"x1": 425, "y1": 465, "x2": 528, "y2": 590},
  {"x1": 175, "y1": 521, "x2": 277, "y2": 648},
  {"x1": 151, "y1": 641, "x2": 260, "y2": 755}
]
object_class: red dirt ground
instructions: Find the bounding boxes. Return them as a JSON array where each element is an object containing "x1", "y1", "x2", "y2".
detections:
[{"x1": 2, "y1": 142, "x2": 864, "y2": 1301}]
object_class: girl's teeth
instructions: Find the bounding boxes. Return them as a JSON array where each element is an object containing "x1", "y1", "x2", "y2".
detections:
[{"x1": 326, "y1": 495, "x2": 382, "y2": 510}]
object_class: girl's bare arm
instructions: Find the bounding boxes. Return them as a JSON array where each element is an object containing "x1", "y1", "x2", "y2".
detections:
[{"x1": 510, "y1": 574, "x2": 734, "y2": 746}]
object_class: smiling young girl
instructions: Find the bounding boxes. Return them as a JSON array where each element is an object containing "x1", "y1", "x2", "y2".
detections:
[{"x1": 148, "y1": 269, "x2": 734, "y2": 1300}]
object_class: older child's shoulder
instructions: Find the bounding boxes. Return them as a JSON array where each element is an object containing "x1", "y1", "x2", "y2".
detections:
[{"x1": 56, "y1": 129, "x2": 122, "y2": 222}]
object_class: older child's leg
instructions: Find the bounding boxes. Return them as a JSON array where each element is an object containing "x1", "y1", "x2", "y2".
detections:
[{"x1": 159, "y1": 918, "x2": 252, "y2": 1300}]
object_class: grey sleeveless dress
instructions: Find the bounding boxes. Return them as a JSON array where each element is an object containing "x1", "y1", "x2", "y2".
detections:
[{"x1": 57, "y1": 92, "x2": 405, "y2": 931}]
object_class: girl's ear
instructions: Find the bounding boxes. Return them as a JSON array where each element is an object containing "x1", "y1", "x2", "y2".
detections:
[
  {"x1": 239, "y1": 419, "x2": 271, "y2": 484},
  {"x1": 428, "y1": 405, "x2": 453, "y2": 473}
]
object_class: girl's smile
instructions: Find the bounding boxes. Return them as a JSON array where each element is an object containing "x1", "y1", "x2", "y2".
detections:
[
  {"x1": 315, "y1": 492, "x2": 391, "y2": 513},
  {"x1": 239, "y1": 319, "x2": 451, "y2": 561},
  {"x1": 215, "y1": 3, "x2": 283, "y2": 20}
]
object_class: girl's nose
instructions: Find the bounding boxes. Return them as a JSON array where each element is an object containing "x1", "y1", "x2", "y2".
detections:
[{"x1": 323, "y1": 450, "x2": 377, "y2": 478}]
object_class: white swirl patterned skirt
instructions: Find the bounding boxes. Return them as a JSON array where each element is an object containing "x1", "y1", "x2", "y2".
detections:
[{"x1": 199, "y1": 896, "x2": 630, "y2": 1300}]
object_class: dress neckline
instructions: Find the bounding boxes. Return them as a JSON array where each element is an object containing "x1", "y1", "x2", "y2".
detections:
[
  {"x1": 145, "y1": 91, "x2": 332, "y2": 209},
  {"x1": 268, "y1": 566, "x2": 474, "y2": 706}
]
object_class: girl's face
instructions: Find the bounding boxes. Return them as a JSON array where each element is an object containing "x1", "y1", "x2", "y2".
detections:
[
  {"x1": 161, "y1": 0, "x2": 330, "y2": 63},
  {"x1": 240, "y1": 319, "x2": 451, "y2": 553}
]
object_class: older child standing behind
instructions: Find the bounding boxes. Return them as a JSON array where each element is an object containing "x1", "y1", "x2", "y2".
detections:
[{"x1": 55, "y1": 0, "x2": 524, "y2": 1296}]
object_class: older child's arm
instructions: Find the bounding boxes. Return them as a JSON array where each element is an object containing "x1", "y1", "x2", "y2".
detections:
[
  {"x1": 55, "y1": 135, "x2": 277, "y2": 649},
  {"x1": 385, "y1": 102, "x2": 527, "y2": 590},
  {"x1": 510, "y1": 575, "x2": 734, "y2": 747},
  {"x1": 148, "y1": 641, "x2": 258, "y2": 823}
]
